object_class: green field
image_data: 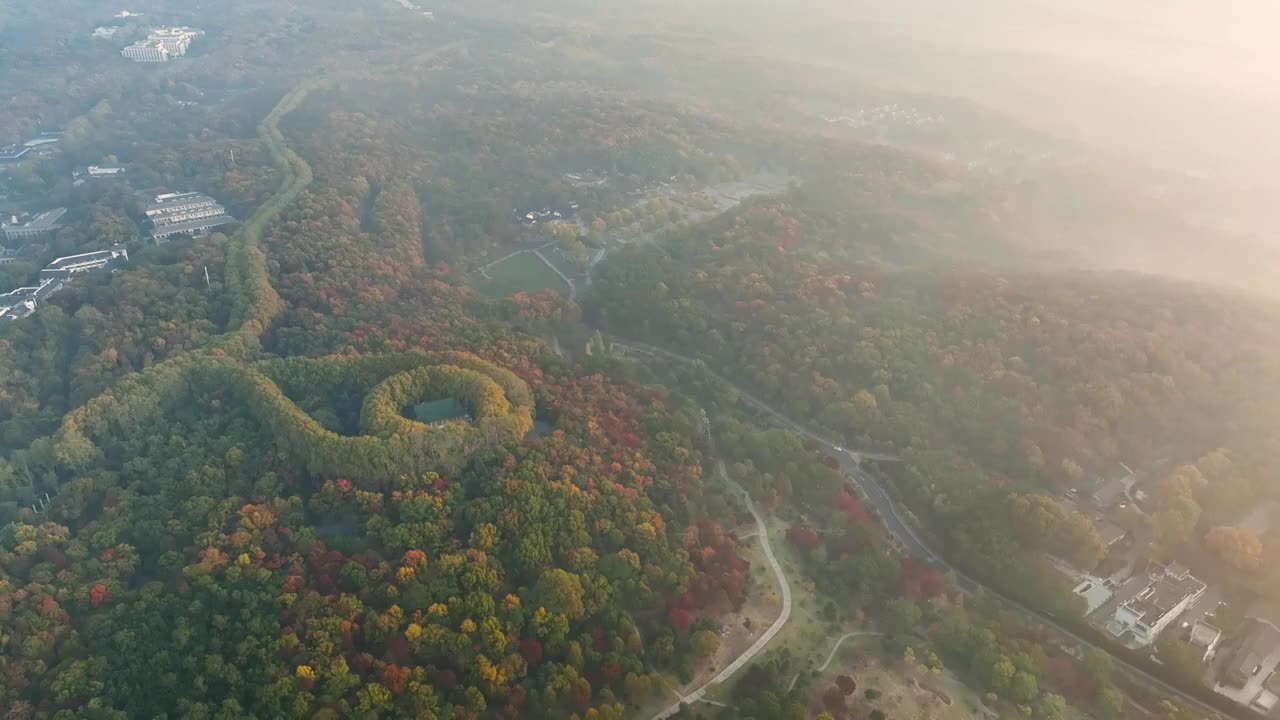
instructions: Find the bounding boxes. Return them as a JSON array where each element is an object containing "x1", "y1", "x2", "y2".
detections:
[{"x1": 474, "y1": 253, "x2": 568, "y2": 297}]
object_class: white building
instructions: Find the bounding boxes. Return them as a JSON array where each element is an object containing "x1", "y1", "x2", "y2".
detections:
[
  {"x1": 120, "y1": 41, "x2": 167, "y2": 62},
  {"x1": 0, "y1": 279, "x2": 63, "y2": 321},
  {"x1": 74, "y1": 166, "x2": 126, "y2": 180},
  {"x1": 146, "y1": 192, "x2": 234, "y2": 242},
  {"x1": 1107, "y1": 563, "x2": 1206, "y2": 646},
  {"x1": 1073, "y1": 577, "x2": 1115, "y2": 615},
  {"x1": 122, "y1": 27, "x2": 200, "y2": 62},
  {"x1": 40, "y1": 247, "x2": 129, "y2": 280},
  {"x1": 2, "y1": 209, "x2": 67, "y2": 241}
]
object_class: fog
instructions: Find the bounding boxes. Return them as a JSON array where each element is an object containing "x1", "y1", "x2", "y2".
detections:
[
  {"x1": 527, "y1": 0, "x2": 1279, "y2": 290},
  {"x1": 673, "y1": 0, "x2": 1280, "y2": 195}
]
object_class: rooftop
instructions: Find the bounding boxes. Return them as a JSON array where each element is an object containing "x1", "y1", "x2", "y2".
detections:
[
  {"x1": 1190, "y1": 621, "x2": 1222, "y2": 648},
  {"x1": 1090, "y1": 476, "x2": 1131, "y2": 504},
  {"x1": 1121, "y1": 565, "x2": 1205, "y2": 624},
  {"x1": 45, "y1": 248, "x2": 127, "y2": 271},
  {"x1": 0, "y1": 278, "x2": 61, "y2": 303},
  {"x1": 79, "y1": 166, "x2": 126, "y2": 178},
  {"x1": 1265, "y1": 669, "x2": 1280, "y2": 695},
  {"x1": 3, "y1": 208, "x2": 67, "y2": 231},
  {"x1": 1095, "y1": 518, "x2": 1128, "y2": 546},
  {"x1": 150, "y1": 215, "x2": 235, "y2": 238},
  {"x1": 148, "y1": 191, "x2": 214, "y2": 208}
]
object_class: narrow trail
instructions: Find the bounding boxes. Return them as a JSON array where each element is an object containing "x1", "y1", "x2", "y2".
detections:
[
  {"x1": 787, "y1": 631, "x2": 884, "y2": 691},
  {"x1": 652, "y1": 459, "x2": 793, "y2": 719}
]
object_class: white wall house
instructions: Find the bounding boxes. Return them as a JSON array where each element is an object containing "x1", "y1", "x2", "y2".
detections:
[{"x1": 1107, "y1": 564, "x2": 1206, "y2": 646}]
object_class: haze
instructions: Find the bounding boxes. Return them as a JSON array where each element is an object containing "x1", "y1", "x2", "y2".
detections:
[{"x1": 524, "y1": 0, "x2": 1278, "y2": 293}]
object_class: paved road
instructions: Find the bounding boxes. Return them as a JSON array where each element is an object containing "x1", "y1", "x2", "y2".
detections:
[
  {"x1": 652, "y1": 460, "x2": 793, "y2": 719},
  {"x1": 614, "y1": 337, "x2": 1231, "y2": 720}
]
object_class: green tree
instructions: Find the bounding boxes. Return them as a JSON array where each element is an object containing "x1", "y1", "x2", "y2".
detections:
[
  {"x1": 1034, "y1": 692, "x2": 1067, "y2": 719},
  {"x1": 1009, "y1": 671, "x2": 1039, "y2": 704},
  {"x1": 690, "y1": 629, "x2": 720, "y2": 661},
  {"x1": 1158, "y1": 640, "x2": 1207, "y2": 686},
  {"x1": 534, "y1": 569, "x2": 586, "y2": 620},
  {"x1": 1098, "y1": 687, "x2": 1124, "y2": 716},
  {"x1": 880, "y1": 598, "x2": 922, "y2": 637}
]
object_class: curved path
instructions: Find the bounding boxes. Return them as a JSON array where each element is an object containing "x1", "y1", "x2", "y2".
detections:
[
  {"x1": 785, "y1": 630, "x2": 884, "y2": 692},
  {"x1": 652, "y1": 459, "x2": 793, "y2": 719},
  {"x1": 817, "y1": 631, "x2": 883, "y2": 673},
  {"x1": 615, "y1": 337, "x2": 1230, "y2": 720}
]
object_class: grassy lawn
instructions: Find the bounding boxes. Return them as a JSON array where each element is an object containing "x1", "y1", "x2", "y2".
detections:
[
  {"x1": 473, "y1": 252, "x2": 568, "y2": 297},
  {"x1": 813, "y1": 650, "x2": 1003, "y2": 720},
  {"x1": 757, "y1": 515, "x2": 841, "y2": 663}
]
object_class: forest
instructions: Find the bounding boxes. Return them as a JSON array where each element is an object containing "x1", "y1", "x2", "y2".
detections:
[
  {"x1": 586, "y1": 180, "x2": 1280, "y2": 612},
  {"x1": 0, "y1": 61, "x2": 725, "y2": 720},
  {"x1": 0, "y1": 2, "x2": 1266, "y2": 719}
]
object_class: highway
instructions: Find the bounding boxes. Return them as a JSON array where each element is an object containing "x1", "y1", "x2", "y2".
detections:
[{"x1": 612, "y1": 337, "x2": 1230, "y2": 720}]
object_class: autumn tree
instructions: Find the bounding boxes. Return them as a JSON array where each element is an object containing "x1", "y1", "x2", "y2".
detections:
[{"x1": 1204, "y1": 526, "x2": 1263, "y2": 571}]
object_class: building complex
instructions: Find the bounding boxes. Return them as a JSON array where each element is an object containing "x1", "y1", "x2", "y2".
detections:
[
  {"x1": 145, "y1": 192, "x2": 234, "y2": 242},
  {"x1": 122, "y1": 27, "x2": 201, "y2": 62}
]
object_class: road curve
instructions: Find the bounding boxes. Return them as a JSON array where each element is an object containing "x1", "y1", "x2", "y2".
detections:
[
  {"x1": 614, "y1": 337, "x2": 1229, "y2": 720},
  {"x1": 652, "y1": 460, "x2": 793, "y2": 719}
]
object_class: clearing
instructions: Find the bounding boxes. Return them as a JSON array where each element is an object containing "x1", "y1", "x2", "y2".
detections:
[
  {"x1": 472, "y1": 251, "x2": 569, "y2": 297},
  {"x1": 807, "y1": 640, "x2": 1000, "y2": 720}
]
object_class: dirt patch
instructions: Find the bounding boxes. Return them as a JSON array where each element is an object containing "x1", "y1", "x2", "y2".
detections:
[{"x1": 916, "y1": 677, "x2": 954, "y2": 705}]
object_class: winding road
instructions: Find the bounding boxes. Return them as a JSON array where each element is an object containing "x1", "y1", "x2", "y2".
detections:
[
  {"x1": 651, "y1": 459, "x2": 793, "y2": 719},
  {"x1": 614, "y1": 337, "x2": 1231, "y2": 720}
]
